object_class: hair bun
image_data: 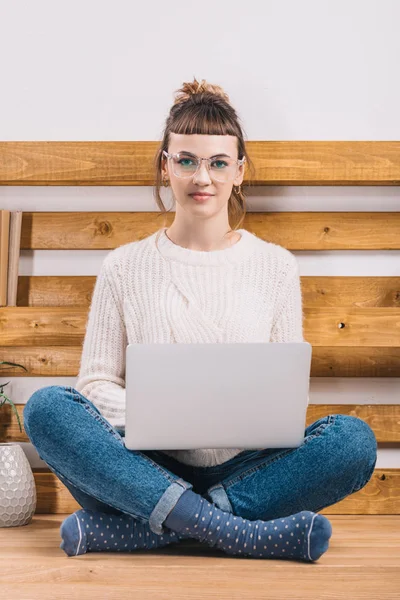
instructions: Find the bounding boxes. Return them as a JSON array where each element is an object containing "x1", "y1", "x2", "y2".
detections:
[{"x1": 173, "y1": 76, "x2": 230, "y2": 106}]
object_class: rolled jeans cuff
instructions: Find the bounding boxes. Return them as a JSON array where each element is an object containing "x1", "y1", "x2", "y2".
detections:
[{"x1": 149, "y1": 477, "x2": 193, "y2": 535}]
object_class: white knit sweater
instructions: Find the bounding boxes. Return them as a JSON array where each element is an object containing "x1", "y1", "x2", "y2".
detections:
[{"x1": 74, "y1": 226, "x2": 306, "y2": 468}]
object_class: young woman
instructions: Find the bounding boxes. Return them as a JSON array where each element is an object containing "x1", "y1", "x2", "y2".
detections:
[{"x1": 23, "y1": 78, "x2": 377, "y2": 561}]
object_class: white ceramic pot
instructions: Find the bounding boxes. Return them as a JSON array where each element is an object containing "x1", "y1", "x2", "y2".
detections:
[{"x1": 0, "y1": 443, "x2": 36, "y2": 527}]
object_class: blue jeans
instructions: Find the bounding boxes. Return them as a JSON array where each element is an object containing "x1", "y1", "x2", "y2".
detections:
[{"x1": 23, "y1": 385, "x2": 377, "y2": 535}]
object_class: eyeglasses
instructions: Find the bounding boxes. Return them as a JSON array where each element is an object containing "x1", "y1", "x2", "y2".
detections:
[{"x1": 163, "y1": 150, "x2": 246, "y2": 183}]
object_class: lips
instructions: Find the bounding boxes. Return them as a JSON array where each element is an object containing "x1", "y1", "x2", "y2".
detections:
[
  {"x1": 190, "y1": 193, "x2": 213, "y2": 197},
  {"x1": 191, "y1": 193, "x2": 213, "y2": 202}
]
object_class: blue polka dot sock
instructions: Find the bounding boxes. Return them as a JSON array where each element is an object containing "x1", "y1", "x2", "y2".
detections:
[
  {"x1": 163, "y1": 489, "x2": 332, "y2": 562},
  {"x1": 59, "y1": 508, "x2": 192, "y2": 557}
]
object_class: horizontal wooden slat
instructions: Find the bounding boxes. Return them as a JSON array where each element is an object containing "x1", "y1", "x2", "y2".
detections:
[
  {"x1": 17, "y1": 276, "x2": 98, "y2": 307},
  {"x1": 0, "y1": 307, "x2": 87, "y2": 345},
  {"x1": 1, "y1": 306, "x2": 399, "y2": 348},
  {"x1": 30, "y1": 468, "x2": 399, "y2": 514},
  {"x1": 300, "y1": 276, "x2": 400, "y2": 308},
  {"x1": 304, "y1": 308, "x2": 400, "y2": 346},
  {"x1": 309, "y1": 347, "x2": 400, "y2": 377},
  {"x1": 13, "y1": 276, "x2": 400, "y2": 308},
  {"x1": 18, "y1": 212, "x2": 400, "y2": 249},
  {"x1": 1, "y1": 141, "x2": 399, "y2": 185},
  {"x1": 2, "y1": 404, "x2": 399, "y2": 443},
  {"x1": 1, "y1": 345, "x2": 399, "y2": 377}
]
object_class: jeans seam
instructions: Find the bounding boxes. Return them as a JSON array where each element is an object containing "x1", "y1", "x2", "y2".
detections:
[
  {"x1": 78, "y1": 402, "x2": 124, "y2": 443},
  {"x1": 71, "y1": 389, "x2": 179, "y2": 484},
  {"x1": 44, "y1": 458, "x2": 144, "y2": 522},
  {"x1": 70, "y1": 388, "x2": 123, "y2": 442},
  {"x1": 220, "y1": 414, "x2": 338, "y2": 488}
]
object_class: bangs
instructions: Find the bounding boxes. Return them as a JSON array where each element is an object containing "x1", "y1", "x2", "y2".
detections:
[{"x1": 169, "y1": 100, "x2": 239, "y2": 138}]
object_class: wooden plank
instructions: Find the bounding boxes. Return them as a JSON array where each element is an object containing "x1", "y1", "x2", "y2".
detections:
[
  {"x1": 303, "y1": 308, "x2": 400, "y2": 346},
  {"x1": 1, "y1": 345, "x2": 399, "y2": 377},
  {"x1": 0, "y1": 307, "x2": 87, "y2": 345},
  {"x1": 300, "y1": 276, "x2": 400, "y2": 308},
  {"x1": 30, "y1": 469, "x2": 400, "y2": 515},
  {"x1": 309, "y1": 346, "x2": 400, "y2": 377},
  {"x1": 1, "y1": 515, "x2": 400, "y2": 598},
  {"x1": 17, "y1": 275, "x2": 400, "y2": 308},
  {"x1": 15, "y1": 275, "x2": 400, "y2": 308},
  {"x1": 2, "y1": 404, "x2": 399, "y2": 443},
  {"x1": 1, "y1": 141, "x2": 399, "y2": 185},
  {"x1": 17, "y1": 211, "x2": 400, "y2": 249},
  {"x1": 1, "y1": 306, "x2": 399, "y2": 349},
  {"x1": 17, "y1": 275, "x2": 98, "y2": 307}
]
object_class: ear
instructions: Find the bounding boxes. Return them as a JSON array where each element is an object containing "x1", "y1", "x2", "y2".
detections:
[
  {"x1": 161, "y1": 156, "x2": 169, "y2": 180},
  {"x1": 233, "y1": 160, "x2": 245, "y2": 186}
]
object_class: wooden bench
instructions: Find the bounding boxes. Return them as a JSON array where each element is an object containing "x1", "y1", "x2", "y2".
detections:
[{"x1": 0, "y1": 140, "x2": 399, "y2": 516}]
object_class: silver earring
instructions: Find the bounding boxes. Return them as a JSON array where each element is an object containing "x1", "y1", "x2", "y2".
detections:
[{"x1": 234, "y1": 184, "x2": 242, "y2": 194}]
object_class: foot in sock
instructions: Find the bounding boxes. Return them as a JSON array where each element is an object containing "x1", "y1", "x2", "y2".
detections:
[
  {"x1": 59, "y1": 508, "x2": 192, "y2": 556},
  {"x1": 164, "y1": 489, "x2": 332, "y2": 562}
]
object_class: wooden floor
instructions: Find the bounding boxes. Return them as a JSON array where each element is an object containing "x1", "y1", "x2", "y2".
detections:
[{"x1": 1, "y1": 514, "x2": 399, "y2": 599}]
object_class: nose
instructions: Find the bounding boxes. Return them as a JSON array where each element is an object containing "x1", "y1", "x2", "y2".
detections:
[{"x1": 193, "y1": 159, "x2": 212, "y2": 185}]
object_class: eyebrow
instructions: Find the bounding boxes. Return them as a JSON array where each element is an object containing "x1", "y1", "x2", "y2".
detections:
[{"x1": 178, "y1": 151, "x2": 231, "y2": 159}]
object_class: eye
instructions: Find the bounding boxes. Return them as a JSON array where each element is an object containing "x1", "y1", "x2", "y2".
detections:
[
  {"x1": 212, "y1": 160, "x2": 228, "y2": 169},
  {"x1": 178, "y1": 158, "x2": 194, "y2": 166}
]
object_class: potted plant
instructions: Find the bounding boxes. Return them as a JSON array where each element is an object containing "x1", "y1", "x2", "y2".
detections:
[
  {"x1": 0, "y1": 360, "x2": 26, "y2": 433},
  {"x1": 0, "y1": 360, "x2": 37, "y2": 527}
]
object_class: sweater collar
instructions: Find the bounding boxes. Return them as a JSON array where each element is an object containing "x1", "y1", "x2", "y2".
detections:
[{"x1": 153, "y1": 227, "x2": 259, "y2": 266}]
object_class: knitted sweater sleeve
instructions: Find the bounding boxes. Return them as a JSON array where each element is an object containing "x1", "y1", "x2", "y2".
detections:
[
  {"x1": 270, "y1": 259, "x2": 310, "y2": 405},
  {"x1": 270, "y1": 259, "x2": 304, "y2": 344},
  {"x1": 74, "y1": 254, "x2": 127, "y2": 431}
]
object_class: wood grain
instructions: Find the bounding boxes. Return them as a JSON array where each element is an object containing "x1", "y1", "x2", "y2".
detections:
[
  {"x1": 1, "y1": 141, "x2": 400, "y2": 185},
  {"x1": 17, "y1": 211, "x2": 400, "y2": 249},
  {"x1": 11, "y1": 275, "x2": 400, "y2": 308},
  {"x1": 27, "y1": 468, "x2": 400, "y2": 515},
  {"x1": 1, "y1": 515, "x2": 399, "y2": 599}
]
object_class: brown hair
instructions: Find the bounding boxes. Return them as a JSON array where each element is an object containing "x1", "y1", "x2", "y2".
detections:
[{"x1": 152, "y1": 77, "x2": 256, "y2": 237}]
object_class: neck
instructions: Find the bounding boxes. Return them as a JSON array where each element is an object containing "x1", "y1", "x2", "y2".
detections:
[
  {"x1": 154, "y1": 227, "x2": 257, "y2": 267},
  {"x1": 165, "y1": 224, "x2": 235, "y2": 252}
]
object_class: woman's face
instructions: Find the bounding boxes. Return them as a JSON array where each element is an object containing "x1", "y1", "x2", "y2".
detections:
[{"x1": 161, "y1": 133, "x2": 245, "y2": 215}]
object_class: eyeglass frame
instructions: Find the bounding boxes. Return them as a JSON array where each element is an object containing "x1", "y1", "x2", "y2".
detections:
[{"x1": 162, "y1": 150, "x2": 246, "y2": 182}]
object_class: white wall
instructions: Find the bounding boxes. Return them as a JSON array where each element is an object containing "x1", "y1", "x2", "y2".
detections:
[{"x1": 1, "y1": 0, "x2": 399, "y2": 469}]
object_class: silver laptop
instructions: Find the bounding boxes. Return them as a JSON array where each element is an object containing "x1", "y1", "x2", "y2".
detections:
[{"x1": 124, "y1": 342, "x2": 312, "y2": 451}]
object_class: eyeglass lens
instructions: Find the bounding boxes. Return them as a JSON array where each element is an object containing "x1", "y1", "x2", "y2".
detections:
[{"x1": 171, "y1": 154, "x2": 239, "y2": 183}]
